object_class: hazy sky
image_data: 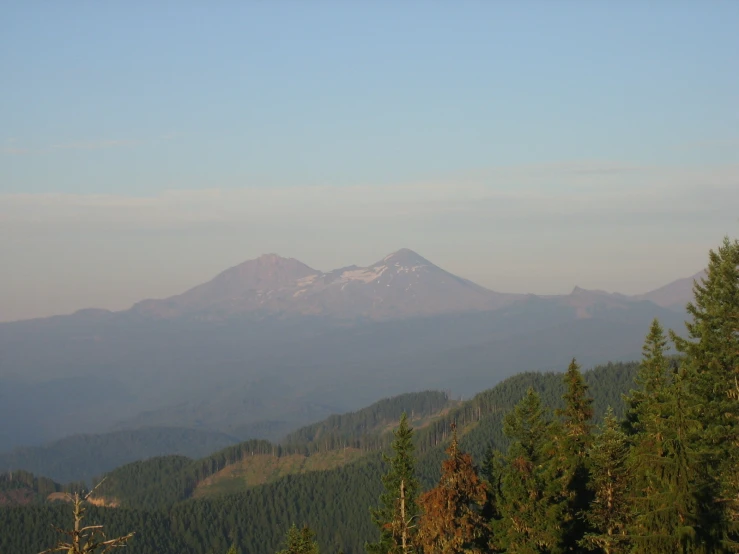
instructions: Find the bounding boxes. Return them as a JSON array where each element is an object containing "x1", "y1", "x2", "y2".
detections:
[{"x1": 2, "y1": 2, "x2": 738, "y2": 322}]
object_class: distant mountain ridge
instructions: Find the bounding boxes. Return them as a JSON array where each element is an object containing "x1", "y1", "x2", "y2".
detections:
[
  {"x1": 635, "y1": 270, "x2": 706, "y2": 310},
  {"x1": 4, "y1": 249, "x2": 704, "y2": 324},
  {"x1": 131, "y1": 248, "x2": 521, "y2": 320},
  {"x1": 122, "y1": 248, "x2": 704, "y2": 321},
  {"x1": 0, "y1": 427, "x2": 240, "y2": 484}
]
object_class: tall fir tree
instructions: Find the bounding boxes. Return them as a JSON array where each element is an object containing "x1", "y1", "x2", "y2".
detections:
[
  {"x1": 623, "y1": 319, "x2": 671, "y2": 436},
  {"x1": 480, "y1": 449, "x2": 504, "y2": 552},
  {"x1": 672, "y1": 236, "x2": 739, "y2": 546},
  {"x1": 367, "y1": 412, "x2": 420, "y2": 554},
  {"x1": 554, "y1": 359, "x2": 595, "y2": 551},
  {"x1": 417, "y1": 424, "x2": 488, "y2": 554},
  {"x1": 494, "y1": 388, "x2": 566, "y2": 553},
  {"x1": 626, "y1": 323, "x2": 713, "y2": 553},
  {"x1": 582, "y1": 408, "x2": 632, "y2": 554}
]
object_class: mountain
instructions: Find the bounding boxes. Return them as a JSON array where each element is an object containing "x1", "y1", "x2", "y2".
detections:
[
  {"x1": 131, "y1": 248, "x2": 520, "y2": 320},
  {"x1": 635, "y1": 270, "x2": 706, "y2": 311},
  {"x1": 0, "y1": 249, "x2": 693, "y2": 454}
]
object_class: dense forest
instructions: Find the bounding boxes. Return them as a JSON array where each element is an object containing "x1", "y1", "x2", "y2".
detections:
[{"x1": 1, "y1": 237, "x2": 737, "y2": 554}]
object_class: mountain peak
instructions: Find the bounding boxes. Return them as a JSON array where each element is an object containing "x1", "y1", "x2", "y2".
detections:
[
  {"x1": 253, "y1": 253, "x2": 292, "y2": 264},
  {"x1": 223, "y1": 253, "x2": 317, "y2": 281},
  {"x1": 257, "y1": 252, "x2": 282, "y2": 261},
  {"x1": 635, "y1": 269, "x2": 706, "y2": 310},
  {"x1": 378, "y1": 248, "x2": 433, "y2": 267}
]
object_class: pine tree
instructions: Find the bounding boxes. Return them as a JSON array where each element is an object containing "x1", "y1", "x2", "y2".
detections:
[
  {"x1": 555, "y1": 359, "x2": 595, "y2": 551},
  {"x1": 582, "y1": 408, "x2": 632, "y2": 554},
  {"x1": 367, "y1": 413, "x2": 420, "y2": 554},
  {"x1": 480, "y1": 449, "x2": 504, "y2": 551},
  {"x1": 671, "y1": 236, "x2": 739, "y2": 545},
  {"x1": 623, "y1": 319, "x2": 671, "y2": 436},
  {"x1": 417, "y1": 424, "x2": 487, "y2": 554},
  {"x1": 626, "y1": 323, "x2": 712, "y2": 553},
  {"x1": 494, "y1": 388, "x2": 565, "y2": 553},
  {"x1": 277, "y1": 524, "x2": 320, "y2": 554}
]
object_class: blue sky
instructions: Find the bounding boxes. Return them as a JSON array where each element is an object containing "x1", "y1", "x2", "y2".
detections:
[
  {"x1": 4, "y1": 2, "x2": 738, "y2": 193},
  {"x1": 1, "y1": 2, "x2": 738, "y2": 320}
]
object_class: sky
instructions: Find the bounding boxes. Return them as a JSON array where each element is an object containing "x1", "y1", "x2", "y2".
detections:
[{"x1": 1, "y1": 1, "x2": 738, "y2": 322}]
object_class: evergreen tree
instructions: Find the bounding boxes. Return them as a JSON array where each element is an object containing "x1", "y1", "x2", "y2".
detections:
[
  {"x1": 277, "y1": 524, "x2": 320, "y2": 554},
  {"x1": 672, "y1": 236, "x2": 739, "y2": 545},
  {"x1": 582, "y1": 408, "x2": 632, "y2": 554},
  {"x1": 626, "y1": 322, "x2": 712, "y2": 553},
  {"x1": 417, "y1": 424, "x2": 487, "y2": 554},
  {"x1": 367, "y1": 413, "x2": 420, "y2": 554},
  {"x1": 555, "y1": 359, "x2": 595, "y2": 550},
  {"x1": 480, "y1": 449, "x2": 503, "y2": 551},
  {"x1": 623, "y1": 319, "x2": 671, "y2": 436},
  {"x1": 558, "y1": 359, "x2": 595, "y2": 446},
  {"x1": 494, "y1": 388, "x2": 565, "y2": 553}
]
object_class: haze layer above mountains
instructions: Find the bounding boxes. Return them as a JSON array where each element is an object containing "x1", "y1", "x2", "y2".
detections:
[{"x1": 0, "y1": 248, "x2": 702, "y2": 459}]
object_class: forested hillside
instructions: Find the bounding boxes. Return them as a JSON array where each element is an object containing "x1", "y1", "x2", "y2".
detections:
[
  {"x1": 0, "y1": 360, "x2": 640, "y2": 554},
  {"x1": 281, "y1": 390, "x2": 453, "y2": 451},
  {"x1": 0, "y1": 471, "x2": 85, "y2": 507}
]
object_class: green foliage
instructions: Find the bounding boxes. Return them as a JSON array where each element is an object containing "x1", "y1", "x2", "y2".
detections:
[
  {"x1": 493, "y1": 388, "x2": 565, "y2": 552},
  {"x1": 367, "y1": 413, "x2": 420, "y2": 554},
  {"x1": 623, "y1": 318, "x2": 672, "y2": 436},
  {"x1": 0, "y1": 503, "x2": 185, "y2": 554},
  {"x1": 0, "y1": 470, "x2": 85, "y2": 505},
  {"x1": 39, "y1": 489, "x2": 134, "y2": 554},
  {"x1": 626, "y1": 365, "x2": 708, "y2": 553},
  {"x1": 672, "y1": 236, "x2": 739, "y2": 545},
  {"x1": 558, "y1": 359, "x2": 595, "y2": 447},
  {"x1": 277, "y1": 524, "x2": 320, "y2": 554},
  {"x1": 582, "y1": 408, "x2": 632, "y2": 553},
  {"x1": 0, "y1": 354, "x2": 670, "y2": 554},
  {"x1": 284, "y1": 391, "x2": 451, "y2": 455},
  {"x1": 555, "y1": 359, "x2": 595, "y2": 550}
]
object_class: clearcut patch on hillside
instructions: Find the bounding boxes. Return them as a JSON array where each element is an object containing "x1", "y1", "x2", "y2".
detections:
[{"x1": 192, "y1": 448, "x2": 365, "y2": 498}]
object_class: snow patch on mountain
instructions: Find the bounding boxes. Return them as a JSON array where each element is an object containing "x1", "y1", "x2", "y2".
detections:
[{"x1": 339, "y1": 265, "x2": 388, "y2": 284}]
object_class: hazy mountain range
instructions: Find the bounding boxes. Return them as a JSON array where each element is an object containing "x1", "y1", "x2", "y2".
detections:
[
  {"x1": 0, "y1": 249, "x2": 703, "y2": 459},
  {"x1": 122, "y1": 248, "x2": 518, "y2": 320}
]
